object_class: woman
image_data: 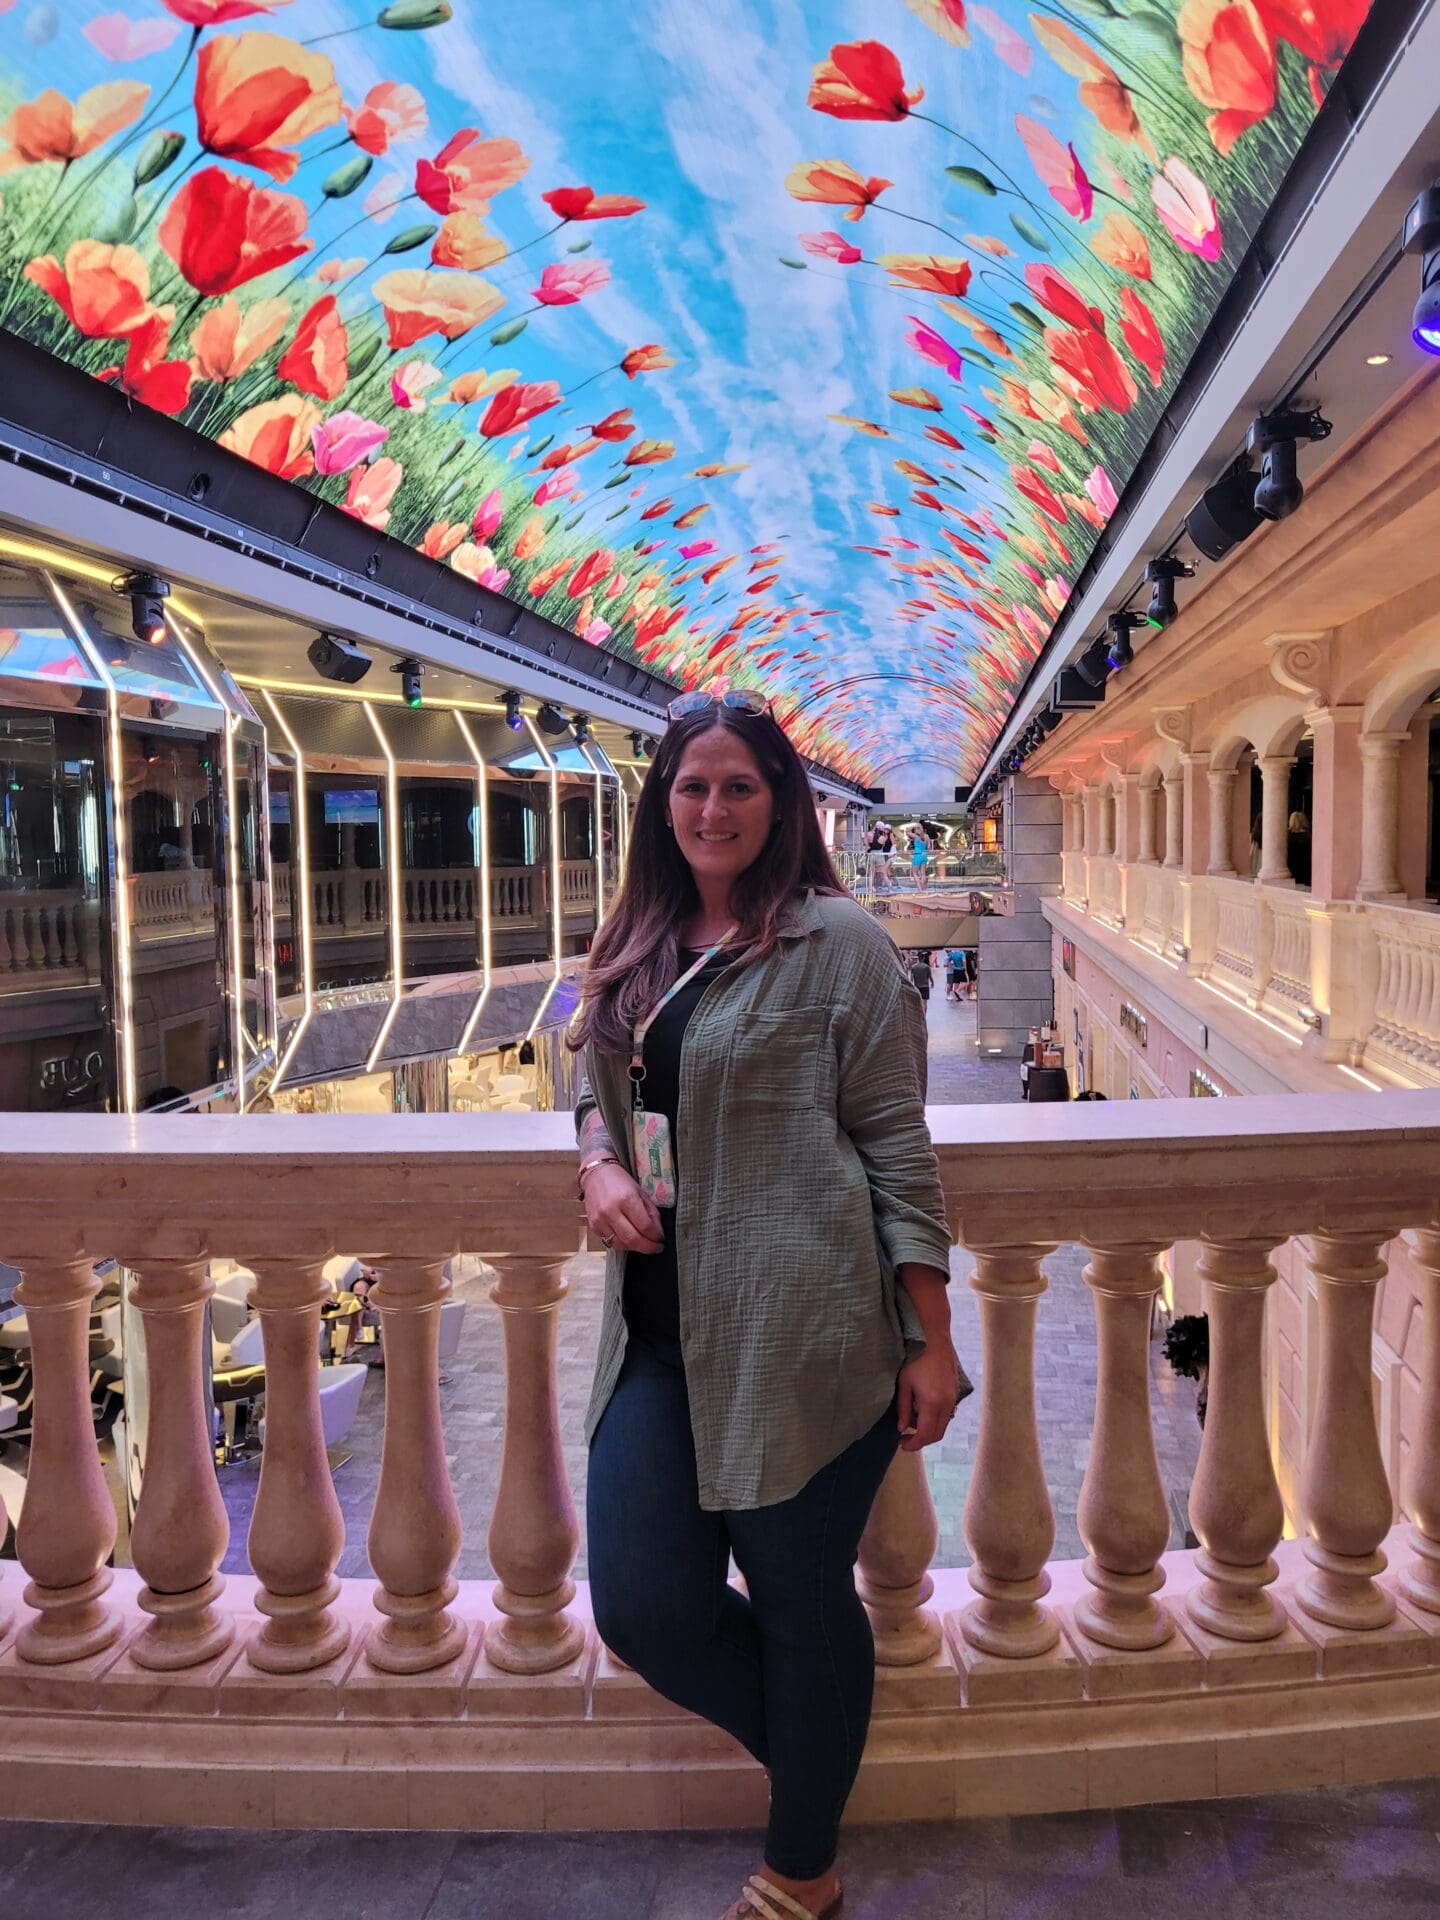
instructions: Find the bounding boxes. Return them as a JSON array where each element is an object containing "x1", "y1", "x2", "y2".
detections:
[
  {"x1": 571, "y1": 690, "x2": 962, "y2": 1920},
  {"x1": 864, "y1": 817, "x2": 894, "y2": 895},
  {"x1": 909, "y1": 826, "x2": 930, "y2": 892}
]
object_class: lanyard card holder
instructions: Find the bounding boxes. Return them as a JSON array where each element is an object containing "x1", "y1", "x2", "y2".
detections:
[{"x1": 628, "y1": 929, "x2": 735, "y2": 1212}]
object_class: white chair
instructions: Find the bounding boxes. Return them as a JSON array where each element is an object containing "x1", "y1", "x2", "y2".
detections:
[
  {"x1": 322, "y1": 1256, "x2": 363, "y2": 1291},
  {"x1": 436, "y1": 1298, "x2": 467, "y2": 1368},
  {"x1": 317, "y1": 1363, "x2": 367, "y2": 1450},
  {"x1": 0, "y1": 1393, "x2": 17, "y2": 1435},
  {"x1": 0, "y1": 1314, "x2": 29, "y2": 1352},
  {"x1": 227, "y1": 1317, "x2": 266, "y2": 1369},
  {"x1": 210, "y1": 1291, "x2": 251, "y2": 1349}
]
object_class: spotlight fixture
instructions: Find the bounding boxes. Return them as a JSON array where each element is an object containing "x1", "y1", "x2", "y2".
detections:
[
  {"x1": 1143, "y1": 555, "x2": 1196, "y2": 630},
  {"x1": 391, "y1": 657, "x2": 424, "y2": 708},
  {"x1": 114, "y1": 570, "x2": 170, "y2": 645},
  {"x1": 571, "y1": 713, "x2": 591, "y2": 746},
  {"x1": 1185, "y1": 457, "x2": 1263, "y2": 562},
  {"x1": 1037, "y1": 706, "x2": 1063, "y2": 734},
  {"x1": 535, "y1": 700, "x2": 570, "y2": 737},
  {"x1": 1074, "y1": 635, "x2": 1113, "y2": 690},
  {"x1": 643, "y1": 735, "x2": 659, "y2": 756},
  {"x1": 630, "y1": 730, "x2": 647, "y2": 759},
  {"x1": 1106, "y1": 610, "x2": 1145, "y2": 672},
  {"x1": 307, "y1": 632, "x2": 372, "y2": 684},
  {"x1": 1403, "y1": 184, "x2": 1440, "y2": 356},
  {"x1": 502, "y1": 690, "x2": 524, "y2": 733},
  {"x1": 1248, "y1": 407, "x2": 1331, "y2": 521}
]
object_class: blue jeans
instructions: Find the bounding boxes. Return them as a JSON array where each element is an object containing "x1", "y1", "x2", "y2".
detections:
[{"x1": 587, "y1": 1331, "x2": 900, "y2": 1880}]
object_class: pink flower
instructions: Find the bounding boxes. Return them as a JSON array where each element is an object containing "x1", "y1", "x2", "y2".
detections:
[
  {"x1": 799, "y1": 229, "x2": 862, "y2": 264},
  {"x1": 534, "y1": 465, "x2": 579, "y2": 506},
  {"x1": 450, "y1": 541, "x2": 508, "y2": 590},
  {"x1": 532, "y1": 258, "x2": 611, "y2": 306},
  {"x1": 971, "y1": 6, "x2": 1033, "y2": 73},
  {"x1": 904, "y1": 314, "x2": 964, "y2": 382},
  {"x1": 679, "y1": 539, "x2": 717, "y2": 560},
  {"x1": 342, "y1": 456, "x2": 403, "y2": 530},
  {"x1": 1150, "y1": 156, "x2": 1222, "y2": 261},
  {"x1": 1085, "y1": 464, "x2": 1119, "y2": 516},
  {"x1": 389, "y1": 359, "x2": 443, "y2": 410},
  {"x1": 312, "y1": 410, "x2": 389, "y2": 476},
  {"x1": 363, "y1": 170, "x2": 409, "y2": 224},
  {"x1": 481, "y1": 562, "x2": 511, "y2": 591},
  {"x1": 84, "y1": 13, "x2": 181, "y2": 60},
  {"x1": 316, "y1": 256, "x2": 366, "y2": 283},
  {"x1": 346, "y1": 81, "x2": 426, "y2": 157},
  {"x1": 1016, "y1": 115, "x2": 1093, "y2": 219},
  {"x1": 472, "y1": 488, "x2": 503, "y2": 540},
  {"x1": 581, "y1": 617, "x2": 612, "y2": 645},
  {"x1": 1027, "y1": 440, "x2": 1061, "y2": 474}
]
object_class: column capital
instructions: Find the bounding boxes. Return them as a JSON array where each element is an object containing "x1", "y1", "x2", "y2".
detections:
[{"x1": 1357, "y1": 730, "x2": 1411, "y2": 760}]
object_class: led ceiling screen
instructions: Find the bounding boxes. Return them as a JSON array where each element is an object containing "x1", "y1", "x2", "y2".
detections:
[{"x1": 0, "y1": 1, "x2": 1370, "y2": 785}]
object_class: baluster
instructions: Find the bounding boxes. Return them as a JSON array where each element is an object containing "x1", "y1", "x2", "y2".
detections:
[
  {"x1": 0, "y1": 905, "x2": 12, "y2": 975},
  {"x1": 403, "y1": 878, "x2": 413, "y2": 925},
  {"x1": 1186, "y1": 1238, "x2": 1287, "y2": 1640},
  {"x1": 1074, "y1": 1242, "x2": 1175, "y2": 1650},
  {"x1": 243, "y1": 1261, "x2": 350, "y2": 1673},
  {"x1": 1295, "y1": 1231, "x2": 1397, "y2": 1631},
  {"x1": 365, "y1": 1259, "x2": 467, "y2": 1672},
  {"x1": 1399, "y1": 1228, "x2": 1440, "y2": 1616},
  {"x1": 13, "y1": 905, "x2": 31, "y2": 970},
  {"x1": 11, "y1": 1256, "x2": 123, "y2": 1663},
  {"x1": 959, "y1": 1243, "x2": 1061, "y2": 1657},
  {"x1": 857, "y1": 1451, "x2": 942, "y2": 1664},
  {"x1": 37, "y1": 904, "x2": 58, "y2": 969},
  {"x1": 59, "y1": 901, "x2": 79, "y2": 969},
  {"x1": 126, "y1": 1259, "x2": 234, "y2": 1668},
  {"x1": 484, "y1": 1255, "x2": 586, "y2": 1672}
]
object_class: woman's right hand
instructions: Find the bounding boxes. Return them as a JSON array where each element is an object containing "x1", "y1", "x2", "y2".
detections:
[{"x1": 583, "y1": 1162, "x2": 665, "y2": 1255}]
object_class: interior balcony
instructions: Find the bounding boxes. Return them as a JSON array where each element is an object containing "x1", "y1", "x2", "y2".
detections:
[{"x1": 2, "y1": 1093, "x2": 1438, "y2": 1832}]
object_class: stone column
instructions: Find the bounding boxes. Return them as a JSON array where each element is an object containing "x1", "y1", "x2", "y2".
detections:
[
  {"x1": 1257, "y1": 757, "x2": 1296, "y2": 887},
  {"x1": 127, "y1": 1259, "x2": 234, "y2": 1669},
  {"x1": 1295, "y1": 1231, "x2": 1397, "y2": 1631},
  {"x1": 11, "y1": 1257, "x2": 123, "y2": 1664},
  {"x1": 365, "y1": 1259, "x2": 467, "y2": 1672},
  {"x1": 1187, "y1": 1238, "x2": 1287, "y2": 1640},
  {"x1": 1137, "y1": 784, "x2": 1159, "y2": 866},
  {"x1": 1163, "y1": 772, "x2": 1184, "y2": 871},
  {"x1": 1066, "y1": 792, "x2": 1084, "y2": 854},
  {"x1": 485, "y1": 1256, "x2": 586, "y2": 1673},
  {"x1": 1399, "y1": 1228, "x2": 1440, "y2": 1616},
  {"x1": 1206, "y1": 767, "x2": 1238, "y2": 876},
  {"x1": 1357, "y1": 733, "x2": 1408, "y2": 901},
  {"x1": 244, "y1": 1261, "x2": 350, "y2": 1674},
  {"x1": 1074, "y1": 1243, "x2": 1174, "y2": 1649},
  {"x1": 959, "y1": 1244, "x2": 1061, "y2": 1658},
  {"x1": 1098, "y1": 792, "x2": 1116, "y2": 860},
  {"x1": 857, "y1": 1451, "x2": 942, "y2": 1665}
]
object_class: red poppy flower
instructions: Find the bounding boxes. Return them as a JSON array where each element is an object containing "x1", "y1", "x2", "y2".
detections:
[
  {"x1": 164, "y1": 2, "x2": 298, "y2": 20},
  {"x1": 1024, "y1": 262, "x2": 1104, "y2": 333},
  {"x1": 415, "y1": 128, "x2": 529, "y2": 215},
  {"x1": 158, "y1": 166, "x2": 310, "y2": 296},
  {"x1": 99, "y1": 312, "x2": 193, "y2": 416},
  {"x1": 1253, "y1": 0, "x2": 1366, "y2": 67},
  {"x1": 808, "y1": 40, "x2": 924, "y2": 121},
  {"x1": 588, "y1": 407, "x2": 635, "y2": 441},
  {"x1": 1179, "y1": 0, "x2": 1278, "y2": 155},
  {"x1": 1046, "y1": 325, "x2": 1139, "y2": 415},
  {"x1": 621, "y1": 343, "x2": 675, "y2": 378},
  {"x1": 542, "y1": 186, "x2": 646, "y2": 222},
  {"x1": 567, "y1": 550, "x2": 614, "y2": 598},
  {"x1": 24, "y1": 240, "x2": 155, "y2": 338},
  {"x1": 193, "y1": 30, "x2": 341, "y2": 183},
  {"x1": 784, "y1": 159, "x2": 892, "y2": 224},
  {"x1": 477, "y1": 379, "x2": 561, "y2": 438},
  {"x1": 277, "y1": 294, "x2": 348, "y2": 400},
  {"x1": 1118, "y1": 287, "x2": 1165, "y2": 387}
]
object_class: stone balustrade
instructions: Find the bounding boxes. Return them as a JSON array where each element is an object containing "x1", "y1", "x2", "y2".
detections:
[
  {"x1": 0, "y1": 888, "x2": 103, "y2": 981},
  {"x1": 129, "y1": 868, "x2": 212, "y2": 936},
  {"x1": 2, "y1": 1095, "x2": 1440, "y2": 1830}
]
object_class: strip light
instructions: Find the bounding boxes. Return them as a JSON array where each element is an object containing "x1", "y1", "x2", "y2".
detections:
[
  {"x1": 453, "y1": 710, "x2": 494, "y2": 1058},
  {"x1": 262, "y1": 691, "x2": 315, "y2": 1092},
  {"x1": 1, "y1": 534, "x2": 203, "y2": 626},
  {"x1": 522, "y1": 711, "x2": 563, "y2": 1043},
  {"x1": 45, "y1": 571, "x2": 137, "y2": 1113},
  {"x1": 1338, "y1": 1064, "x2": 1389, "y2": 1091},
  {"x1": 578, "y1": 741, "x2": 610, "y2": 927},
  {"x1": 1194, "y1": 972, "x2": 1303, "y2": 1047},
  {"x1": 362, "y1": 700, "x2": 405, "y2": 1073}
]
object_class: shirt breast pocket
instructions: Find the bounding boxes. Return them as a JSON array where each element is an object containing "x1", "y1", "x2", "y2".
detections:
[{"x1": 728, "y1": 1007, "x2": 831, "y2": 1112}]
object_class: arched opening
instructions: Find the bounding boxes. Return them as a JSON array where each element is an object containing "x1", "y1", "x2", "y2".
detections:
[
  {"x1": 1286, "y1": 733, "x2": 1314, "y2": 890},
  {"x1": 1427, "y1": 693, "x2": 1440, "y2": 902},
  {"x1": 560, "y1": 793, "x2": 593, "y2": 861}
]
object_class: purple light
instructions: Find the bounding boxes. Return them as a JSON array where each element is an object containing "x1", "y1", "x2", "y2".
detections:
[{"x1": 1416, "y1": 322, "x2": 1440, "y2": 356}]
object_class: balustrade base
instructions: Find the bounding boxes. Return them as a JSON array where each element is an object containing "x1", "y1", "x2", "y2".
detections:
[
  {"x1": 468, "y1": 1638, "x2": 592, "y2": 1718},
  {"x1": 944, "y1": 1611, "x2": 1083, "y2": 1707},
  {"x1": 348, "y1": 1622, "x2": 482, "y2": 1715},
  {"x1": 1287, "y1": 1588, "x2": 1434, "y2": 1679},
  {"x1": 1177, "y1": 1615, "x2": 1319, "y2": 1688},
  {"x1": 102, "y1": 1636, "x2": 247, "y2": 1714},
  {"x1": 1060, "y1": 1607, "x2": 1202, "y2": 1699}
]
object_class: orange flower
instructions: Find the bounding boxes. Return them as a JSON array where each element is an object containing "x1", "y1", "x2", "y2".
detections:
[
  {"x1": 194, "y1": 32, "x2": 341, "y2": 183},
  {"x1": 373, "y1": 268, "x2": 505, "y2": 348},
  {"x1": 621, "y1": 343, "x2": 674, "y2": 377},
  {"x1": 414, "y1": 128, "x2": 529, "y2": 215},
  {"x1": 589, "y1": 407, "x2": 635, "y2": 441},
  {"x1": 445, "y1": 367, "x2": 518, "y2": 404},
  {"x1": 902, "y1": 1, "x2": 971, "y2": 48},
  {"x1": 343, "y1": 456, "x2": 403, "y2": 531},
  {"x1": 808, "y1": 40, "x2": 923, "y2": 121},
  {"x1": 277, "y1": 294, "x2": 348, "y2": 399},
  {"x1": 785, "y1": 158, "x2": 892, "y2": 223},
  {"x1": 418, "y1": 520, "x2": 467, "y2": 559},
  {"x1": 1090, "y1": 211, "x2": 1152, "y2": 280},
  {"x1": 623, "y1": 439, "x2": 675, "y2": 467},
  {"x1": 219, "y1": 395, "x2": 321, "y2": 479},
  {"x1": 514, "y1": 515, "x2": 546, "y2": 561},
  {"x1": 877, "y1": 252, "x2": 973, "y2": 297},
  {"x1": 345, "y1": 81, "x2": 426, "y2": 157},
  {"x1": 936, "y1": 299, "x2": 1012, "y2": 358},
  {"x1": 1179, "y1": 0, "x2": 1278, "y2": 155},
  {"x1": 1118, "y1": 287, "x2": 1166, "y2": 386},
  {"x1": 24, "y1": 240, "x2": 156, "y2": 338},
  {"x1": 1045, "y1": 325, "x2": 1138, "y2": 416},
  {"x1": 0, "y1": 81, "x2": 149, "y2": 173},
  {"x1": 159, "y1": 166, "x2": 311, "y2": 295},
  {"x1": 189, "y1": 294, "x2": 289, "y2": 380},
  {"x1": 527, "y1": 560, "x2": 567, "y2": 597},
  {"x1": 431, "y1": 212, "x2": 506, "y2": 270},
  {"x1": 1028, "y1": 16, "x2": 1150, "y2": 150}
]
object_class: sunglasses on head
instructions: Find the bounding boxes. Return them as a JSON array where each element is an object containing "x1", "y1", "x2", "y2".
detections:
[{"x1": 666, "y1": 687, "x2": 769, "y2": 722}]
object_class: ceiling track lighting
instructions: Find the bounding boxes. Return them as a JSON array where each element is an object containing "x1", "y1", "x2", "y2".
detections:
[
  {"x1": 391, "y1": 656, "x2": 424, "y2": 708},
  {"x1": 1074, "y1": 635, "x2": 1113, "y2": 690},
  {"x1": 1143, "y1": 555, "x2": 1196, "y2": 630},
  {"x1": 571, "y1": 713, "x2": 591, "y2": 746},
  {"x1": 535, "y1": 700, "x2": 570, "y2": 737},
  {"x1": 1248, "y1": 407, "x2": 1331, "y2": 521},
  {"x1": 1185, "y1": 456, "x2": 1264, "y2": 562},
  {"x1": 307, "y1": 631, "x2": 372, "y2": 684},
  {"x1": 630, "y1": 729, "x2": 647, "y2": 759},
  {"x1": 1106, "y1": 610, "x2": 1145, "y2": 672},
  {"x1": 114, "y1": 569, "x2": 170, "y2": 645},
  {"x1": 1403, "y1": 184, "x2": 1440, "y2": 356},
  {"x1": 503, "y1": 690, "x2": 524, "y2": 733}
]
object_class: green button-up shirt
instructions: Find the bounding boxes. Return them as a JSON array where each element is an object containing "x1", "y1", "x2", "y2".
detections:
[{"x1": 576, "y1": 890, "x2": 952, "y2": 1511}]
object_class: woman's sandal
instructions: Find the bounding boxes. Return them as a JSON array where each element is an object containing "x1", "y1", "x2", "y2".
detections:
[{"x1": 720, "y1": 1873, "x2": 844, "y2": 1920}]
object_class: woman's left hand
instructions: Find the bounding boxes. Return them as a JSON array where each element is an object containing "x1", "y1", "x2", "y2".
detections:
[{"x1": 896, "y1": 1339, "x2": 962, "y2": 1452}]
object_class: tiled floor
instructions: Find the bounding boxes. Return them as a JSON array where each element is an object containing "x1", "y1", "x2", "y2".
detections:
[
  {"x1": 219, "y1": 997, "x2": 1203, "y2": 1585},
  {"x1": 6, "y1": 1778, "x2": 1440, "y2": 1919}
]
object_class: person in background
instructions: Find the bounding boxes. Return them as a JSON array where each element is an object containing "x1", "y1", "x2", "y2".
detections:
[
  {"x1": 945, "y1": 947, "x2": 967, "y2": 1000},
  {"x1": 909, "y1": 826, "x2": 930, "y2": 891},
  {"x1": 865, "y1": 817, "x2": 895, "y2": 894},
  {"x1": 569, "y1": 689, "x2": 964, "y2": 1920},
  {"x1": 965, "y1": 947, "x2": 978, "y2": 1001},
  {"x1": 908, "y1": 949, "x2": 934, "y2": 1003}
]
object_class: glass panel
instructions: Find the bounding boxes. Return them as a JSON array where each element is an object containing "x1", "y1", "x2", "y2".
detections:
[
  {"x1": 267, "y1": 768, "x2": 300, "y2": 998},
  {"x1": 63, "y1": 589, "x2": 217, "y2": 710},
  {"x1": 399, "y1": 777, "x2": 480, "y2": 982},
  {"x1": 0, "y1": 578, "x2": 102, "y2": 690},
  {"x1": 306, "y1": 774, "x2": 389, "y2": 993}
]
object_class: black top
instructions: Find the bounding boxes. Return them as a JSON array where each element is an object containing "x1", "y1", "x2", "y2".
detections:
[{"x1": 622, "y1": 946, "x2": 732, "y2": 1346}]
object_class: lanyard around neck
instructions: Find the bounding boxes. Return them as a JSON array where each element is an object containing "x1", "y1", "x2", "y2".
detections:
[{"x1": 631, "y1": 928, "x2": 736, "y2": 1080}]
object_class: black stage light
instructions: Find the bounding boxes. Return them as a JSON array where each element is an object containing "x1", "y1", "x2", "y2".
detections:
[
  {"x1": 1249, "y1": 408, "x2": 1331, "y2": 521},
  {"x1": 503, "y1": 690, "x2": 524, "y2": 732},
  {"x1": 643, "y1": 735, "x2": 659, "y2": 756},
  {"x1": 535, "y1": 701, "x2": 570, "y2": 736},
  {"x1": 1074, "y1": 635, "x2": 1113, "y2": 690},
  {"x1": 1144, "y1": 556, "x2": 1196, "y2": 630},
  {"x1": 115, "y1": 570, "x2": 170, "y2": 644},
  {"x1": 1106, "y1": 610, "x2": 1145, "y2": 672},
  {"x1": 1403, "y1": 184, "x2": 1440, "y2": 355},
  {"x1": 571, "y1": 713, "x2": 591, "y2": 745},
  {"x1": 518, "y1": 1040, "x2": 536, "y2": 1066},
  {"x1": 1185, "y1": 458, "x2": 1264, "y2": 561},
  {"x1": 307, "y1": 632, "x2": 372, "y2": 684},
  {"x1": 1037, "y1": 706, "x2": 1063, "y2": 734},
  {"x1": 392, "y1": 657, "x2": 423, "y2": 708},
  {"x1": 630, "y1": 729, "x2": 647, "y2": 759}
]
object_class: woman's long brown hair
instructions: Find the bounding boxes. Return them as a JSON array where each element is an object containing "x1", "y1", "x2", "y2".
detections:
[{"x1": 568, "y1": 707, "x2": 845, "y2": 1054}]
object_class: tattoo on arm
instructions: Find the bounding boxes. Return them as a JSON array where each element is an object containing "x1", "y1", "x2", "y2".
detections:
[{"x1": 579, "y1": 1109, "x2": 615, "y2": 1160}]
